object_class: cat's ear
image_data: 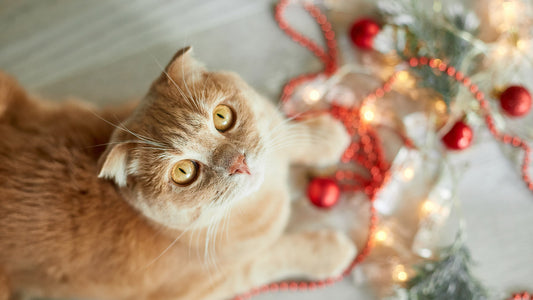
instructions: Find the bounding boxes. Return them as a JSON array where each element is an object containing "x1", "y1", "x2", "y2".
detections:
[
  {"x1": 164, "y1": 46, "x2": 204, "y2": 78},
  {"x1": 97, "y1": 143, "x2": 131, "y2": 187}
]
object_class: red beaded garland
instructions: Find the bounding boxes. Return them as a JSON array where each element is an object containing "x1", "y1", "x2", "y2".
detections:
[
  {"x1": 500, "y1": 85, "x2": 532, "y2": 117},
  {"x1": 307, "y1": 178, "x2": 340, "y2": 208},
  {"x1": 509, "y1": 291, "x2": 532, "y2": 300},
  {"x1": 348, "y1": 18, "x2": 380, "y2": 50},
  {"x1": 441, "y1": 120, "x2": 474, "y2": 150}
]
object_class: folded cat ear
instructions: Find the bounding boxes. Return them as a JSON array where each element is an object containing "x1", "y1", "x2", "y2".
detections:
[
  {"x1": 97, "y1": 143, "x2": 131, "y2": 187},
  {"x1": 164, "y1": 46, "x2": 204, "y2": 78}
]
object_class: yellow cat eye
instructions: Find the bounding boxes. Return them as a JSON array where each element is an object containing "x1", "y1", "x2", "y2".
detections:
[
  {"x1": 213, "y1": 104, "x2": 235, "y2": 132},
  {"x1": 171, "y1": 160, "x2": 198, "y2": 185}
]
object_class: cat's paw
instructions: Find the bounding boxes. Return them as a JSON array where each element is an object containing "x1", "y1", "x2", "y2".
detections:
[
  {"x1": 300, "y1": 230, "x2": 356, "y2": 280},
  {"x1": 303, "y1": 114, "x2": 350, "y2": 167}
]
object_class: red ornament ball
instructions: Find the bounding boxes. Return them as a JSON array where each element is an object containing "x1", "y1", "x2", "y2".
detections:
[
  {"x1": 307, "y1": 177, "x2": 340, "y2": 209},
  {"x1": 500, "y1": 85, "x2": 531, "y2": 117},
  {"x1": 441, "y1": 120, "x2": 473, "y2": 150},
  {"x1": 349, "y1": 18, "x2": 380, "y2": 50}
]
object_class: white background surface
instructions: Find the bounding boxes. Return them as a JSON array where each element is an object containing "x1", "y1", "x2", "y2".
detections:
[{"x1": 1, "y1": 1, "x2": 532, "y2": 299}]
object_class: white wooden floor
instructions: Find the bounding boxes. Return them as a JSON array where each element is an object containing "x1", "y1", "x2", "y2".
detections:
[{"x1": 1, "y1": 1, "x2": 533, "y2": 299}]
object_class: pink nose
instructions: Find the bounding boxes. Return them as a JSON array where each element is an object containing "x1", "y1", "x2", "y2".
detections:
[{"x1": 229, "y1": 154, "x2": 250, "y2": 175}]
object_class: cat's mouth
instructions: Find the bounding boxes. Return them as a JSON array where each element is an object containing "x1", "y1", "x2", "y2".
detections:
[{"x1": 232, "y1": 154, "x2": 265, "y2": 198}]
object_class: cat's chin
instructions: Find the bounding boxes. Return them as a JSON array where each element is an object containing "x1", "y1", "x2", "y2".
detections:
[
  {"x1": 239, "y1": 169, "x2": 264, "y2": 199},
  {"x1": 237, "y1": 157, "x2": 265, "y2": 199}
]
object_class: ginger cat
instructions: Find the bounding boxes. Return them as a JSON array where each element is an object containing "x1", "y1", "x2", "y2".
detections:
[{"x1": 0, "y1": 47, "x2": 356, "y2": 300}]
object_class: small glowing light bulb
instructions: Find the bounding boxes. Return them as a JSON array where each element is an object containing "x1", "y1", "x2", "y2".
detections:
[
  {"x1": 495, "y1": 44, "x2": 508, "y2": 57},
  {"x1": 421, "y1": 200, "x2": 438, "y2": 215},
  {"x1": 302, "y1": 85, "x2": 323, "y2": 105},
  {"x1": 375, "y1": 229, "x2": 388, "y2": 242},
  {"x1": 363, "y1": 110, "x2": 375, "y2": 122},
  {"x1": 361, "y1": 105, "x2": 376, "y2": 122},
  {"x1": 502, "y1": 0, "x2": 518, "y2": 18},
  {"x1": 401, "y1": 167, "x2": 415, "y2": 181},
  {"x1": 392, "y1": 264, "x2": 409, "y2": 282},
  {"x1": 397, "y1": 70, "x2": 409, "y2": 82},
  {"x1": 434, "y1": 99, "x2": 447, "y2": 114},
  {"x1": 517, "y1": 39, "x2": 528, "y2": 51},
  {"x1": 308, "y1": 89, "x2": 321, "y2": 102},
  {"x1": 374, "y1": 227, "x2": 393, "y2": 245}
]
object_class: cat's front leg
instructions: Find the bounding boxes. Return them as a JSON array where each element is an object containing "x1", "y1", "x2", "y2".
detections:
[
  {"x1": 246, "y1": 230, "x2": 356, "y2": 281},
  {"x1": 222, "y1": 229, "x2": 356, "y2": 299},
  {"x1": 161, "y1": 230, "x2": 355, "y2": 300},
  {"x1": 285, "y1": 114, "x2": 350, "y2": 167}
]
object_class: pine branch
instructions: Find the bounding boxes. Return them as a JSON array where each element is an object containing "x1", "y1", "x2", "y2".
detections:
[
  {"x1": 375, "y1": 0, "x2": 481, "y2": 107},
  {"x1": 407, "y1": 241, "x2": 489, "y2": 300}
]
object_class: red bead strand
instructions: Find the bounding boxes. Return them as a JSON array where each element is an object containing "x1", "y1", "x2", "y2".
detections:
[{"x1": 509, "y1": 291, "x2": 532, "y2": 300}]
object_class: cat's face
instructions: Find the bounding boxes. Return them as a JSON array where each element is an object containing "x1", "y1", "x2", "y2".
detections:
[{"x1": 98, "y1": 47, "x2": 273, "y2": 230}]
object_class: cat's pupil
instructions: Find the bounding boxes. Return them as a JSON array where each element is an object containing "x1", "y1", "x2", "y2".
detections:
[{"x1": 217, "y1": 113, "x2": 225, "y2": 119}]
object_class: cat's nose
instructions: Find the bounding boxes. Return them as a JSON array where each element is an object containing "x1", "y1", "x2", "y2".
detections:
[{"x1": 229, "y1": 154, "x2": 250, "y2": 175}]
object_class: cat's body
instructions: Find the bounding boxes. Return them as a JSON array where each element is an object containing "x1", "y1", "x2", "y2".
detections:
[{"x1": 0, "y1": 48, "x2": 355, "y2": 300}]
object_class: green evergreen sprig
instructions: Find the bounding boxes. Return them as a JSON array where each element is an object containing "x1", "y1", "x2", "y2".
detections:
[
  {"x1": 406, "y1": 238, "x2": 489, "y2": 300},
  {"x1": 375, "y1": 0, "x2": 482, "y2": 107}
]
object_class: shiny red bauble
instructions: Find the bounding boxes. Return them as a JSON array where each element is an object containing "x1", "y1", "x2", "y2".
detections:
[
  {"x1": 349, "y1": 18, "x2": 380, "y2": 50},
  {"x1": 441, "y1": 120, "x2": 473, "y2": 150},
  {"x1": 500, "y1": 85, "x2": 532, "y2": 117},
  {"x1": 307, "y1": 177, "x2": 340, "y2": 209}
]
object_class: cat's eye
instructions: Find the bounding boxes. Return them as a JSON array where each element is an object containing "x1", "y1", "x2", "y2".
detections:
[
  {"x1": 171, "y1": 160, "x2": 199, "y2": 185},
  {"x1": 213, "y1": 104, "x2": 235, "y2": 132}
]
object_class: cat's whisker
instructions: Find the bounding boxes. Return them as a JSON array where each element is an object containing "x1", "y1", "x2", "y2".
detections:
[
  {"x1": 141, "y1": 197, "x2": 233, "y2": 271},
  {"x1": 136, "y1": 146, "x2": 174, "y2": 153},
  {"x1": 263, "y1": 117, "x2": 297, "y2": 140},
  {"x1": 89, "y1": 110, "x2": 167, "y2": 149},
  {"x1": 266, "y1": 136, "x2": 317, "y2": 149},
  {"x1": 265, "y1": 139, "x2": 327, "y2": 155},
  {"x1": 179, "y1": 55, "x2": 204, "y2": 112},
  {"x1": 188, "y1": 223, "x2": 200, "y2": 260},
  {"x1": 203, "y1": 219, "x2": 212, "y2": 270},
  {"x1": 85, "y1": 140, "x2": 166, "y2": 149},
  {"x1": 140, "y1": 221, "x2": 196, "y2": 271},
  {"x1": 268, "y1": 134, "x2": 331, "y2": 147},
  {"x1": 266, "y1": 137, "x2": 338, "y2": 154},
  {"x1": 267, "y1": 126, "x2": 338, "y2": 146},
  {"x1": 153, "y1": 57, "x2": 202, "y2": 112},
  {"x1": 207, "y1": 214, "x2": 218, "y2": 270},
  {"x1": 261, "y1": 117, "x2": 312, "y2": 148},
  {"x1": 222, "y1": 203, "x2": 232, "y2": 242},
  {"x1": 201, "y1": 205, "x2": 226, "y2": 285},
  {"x1": 192, "y1": 69, "x2": 203, "y2": 106},
  {"x1": 103, "y1": 115, "x2": 163, "y2": 146},
  {"x1": 194, "y1": 224, "x2": 204, "y2": 272},
  {"x1": 210, "y1": 220, "x2": 222, "y2": 273},
  {"x1": 201, "y1": 72, "x2": 214, "y2": 104}
]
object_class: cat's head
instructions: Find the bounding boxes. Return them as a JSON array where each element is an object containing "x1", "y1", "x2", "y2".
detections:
[{"x1": 98, "y1": 47, "x2": 275, "y2": 230}]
